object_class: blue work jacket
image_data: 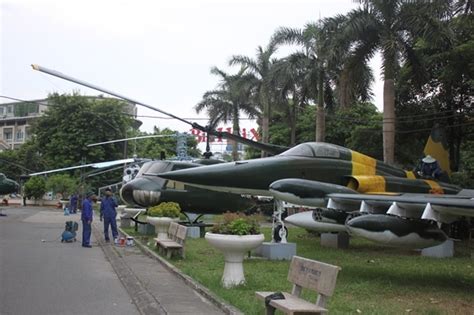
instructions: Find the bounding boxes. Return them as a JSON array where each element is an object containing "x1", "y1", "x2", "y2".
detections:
[
  {"x1": 81, "y1": 198, "x2": 93, "y2": 222},
  {"x1": 100, "y1": 196, "x2": 118, "y2": 218}
]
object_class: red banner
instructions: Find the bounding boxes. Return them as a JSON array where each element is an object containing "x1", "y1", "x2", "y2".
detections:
[{"x1": 191, "y1": 127, "x2": 260, "y2": 143}]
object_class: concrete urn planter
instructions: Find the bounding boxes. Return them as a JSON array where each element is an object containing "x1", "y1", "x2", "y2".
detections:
[
  {"x1": 146, "y1": 216, "x2": 179, "y2": 240},
  {"x1": 117, "y1": 205, "x2": 126, "y2": 215},
  {"x1": 123, "y1": 207, "x2": 146, "y2": 218},
  {"x1": 205, "y1": 232, "x2": 265, "y2": 288}
]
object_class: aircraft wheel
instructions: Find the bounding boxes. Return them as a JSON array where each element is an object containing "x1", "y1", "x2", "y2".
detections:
[{"x1": 273, "y1": 224, "x2": 288, "y2": 243}]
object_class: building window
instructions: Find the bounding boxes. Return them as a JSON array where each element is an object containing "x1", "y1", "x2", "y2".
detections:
[
  {"x1": 4, "y1": 129, "x2": 12, "y2": 141},
  {"x1": 16, "y1": 130, "x2": 24, "y2": 141},
  {"x1": 0, "y1": 107, "x2": 4, "y2": 115},
  {"x1": 7, "y1": 106, "x2": 12, "y2": 114}
]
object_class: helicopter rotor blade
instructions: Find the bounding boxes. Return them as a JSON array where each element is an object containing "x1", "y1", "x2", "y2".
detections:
[
  {"x1": 31, "y1": 64, "x2": 206, "y2": 130},
  {"x1": 87, "y1": 134, "x2": 194, "y2": 147},
  {"x1": 31, "y1": 64, "x2": 289, "y2": 155}
]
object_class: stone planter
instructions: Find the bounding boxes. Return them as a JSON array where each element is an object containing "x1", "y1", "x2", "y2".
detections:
[
  {"x1": 205, "y1": 233, "x2": 265, "y2": 288},
  {"x1": 121, "y1": 207, "x2": 146, "y2": 228},
  {"x1": 146, "y1": 216, "x2": 179, "y2": 240},
  {"x1": 117, "y1": 205, "x2": 126, "y2": 215},
  {"x1": 59, "y1": 199, "x2": 69, "y2": 209},
  {"x1": 123, "y1": 207, "x2": 146, "y2": 218}
]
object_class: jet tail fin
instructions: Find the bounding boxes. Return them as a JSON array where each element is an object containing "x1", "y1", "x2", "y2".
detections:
[{"x1": 423, "y1": 126, "x2": 451, "y2": 176}]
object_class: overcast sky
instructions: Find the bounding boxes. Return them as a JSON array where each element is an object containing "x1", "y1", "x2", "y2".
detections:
[{"x1": 1, "y1": 0, "x2": 382, "y2": 141}]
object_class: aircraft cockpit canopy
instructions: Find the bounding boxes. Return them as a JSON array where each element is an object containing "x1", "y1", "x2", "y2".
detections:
[
  {"x1": 0, "y1": 173, "x2": 6, "y2": 180},
  {"x1": 279, "y1": 142, "x2": 347, "y2": 159}
]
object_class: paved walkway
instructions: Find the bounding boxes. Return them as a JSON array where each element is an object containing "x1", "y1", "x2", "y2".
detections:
[{"x1": 0, "y1": 207, "x2": 237, "y2": 315}]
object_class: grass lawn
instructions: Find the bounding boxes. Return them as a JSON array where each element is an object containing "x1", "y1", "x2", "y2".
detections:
[{"x1": 123, "y1": 226, "x2": 474, "y2": 315}]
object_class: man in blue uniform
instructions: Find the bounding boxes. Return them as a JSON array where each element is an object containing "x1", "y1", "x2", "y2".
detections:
[
  {"x1": 100, "y1": 187, "x2": 118, "y2": 243},
  {"x1": 69, "y1": 193, "x2": 78, "y2": 214},
  {"x1": 81, "y1": 191, "x2": 95, "y2": 248}
]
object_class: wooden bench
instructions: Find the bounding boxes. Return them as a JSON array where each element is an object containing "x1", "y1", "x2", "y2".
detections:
[
  {"x1": 256, "y1": 256, "x2": 341, "y2": 315},
  {"x1": 155, "y1": 222, "x2": 187, "y2": 259}
]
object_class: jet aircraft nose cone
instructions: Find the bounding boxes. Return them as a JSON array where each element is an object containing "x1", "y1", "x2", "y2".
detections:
[
  {"x1": 158, "y1": 166, "x2": 220, "y2": 186},
  {"x1": 120, "y1": 177, "x2": 162, "y2": 207}
]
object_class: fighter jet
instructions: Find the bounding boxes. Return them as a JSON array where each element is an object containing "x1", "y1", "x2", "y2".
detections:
[{"x1": 156, "y1": 142, "x2": 460, "y2": 196}]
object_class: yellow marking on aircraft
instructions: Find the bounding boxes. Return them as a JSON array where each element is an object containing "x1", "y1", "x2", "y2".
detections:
[
  {"x1": 351, "y1": 151, "x2": 376, "y2": 175},
  {"x1": 349, "y1": 175, "x2": 386, "y2": 193},
  {"x1": 424, "y1": 180, "x2": 444, "y2": 194},
  {"x1": 405, "y1": 171, "x2": 416, "y2": 179}
]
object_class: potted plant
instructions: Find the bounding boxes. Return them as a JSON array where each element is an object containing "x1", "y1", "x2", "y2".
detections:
[
  {"x1": 146, "y1": 202, "x2": 181, "y2": 240},
  {"x1": 205, "y1": 212, "x2": 264, "y2": 288}
]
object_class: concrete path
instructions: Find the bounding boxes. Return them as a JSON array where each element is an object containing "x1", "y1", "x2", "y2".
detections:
[
  {"x1": 0, "y1": 207, "x2": 139, "y2": 315},
  {"x1": 0, "y1": 207, "x2": 230, "y2": 315}
]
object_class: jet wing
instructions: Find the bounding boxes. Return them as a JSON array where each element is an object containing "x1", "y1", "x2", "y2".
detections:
[
  {"x1": 327, "y1": 190, "x2": 474, "y2": 222},
  {"x1": 29, "y1": 158, "x2": 136, "y2": 176}
]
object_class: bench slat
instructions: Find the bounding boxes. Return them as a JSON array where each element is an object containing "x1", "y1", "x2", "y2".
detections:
[
  {"x1": 160, "y1": 242, "x2": 183, "y2": 249},
  {"x1": 255, "y1": 291, "x2": 327, "y2": 314}
]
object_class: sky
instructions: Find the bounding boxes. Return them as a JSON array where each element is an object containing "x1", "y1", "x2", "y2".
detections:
[{"x1": 1, "y1": 0, "x2": 383, "y2": 149}]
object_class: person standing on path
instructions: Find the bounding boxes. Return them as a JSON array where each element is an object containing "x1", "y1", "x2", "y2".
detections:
[
  {"x1": 100, "y1": 187, "x2": 118, "y2": 243},
  {"x1": 69, "y1": 193, "x2": 78, "y2": 214},
  {"x1": 81, "y1": 191, "x2": 96, "y2": 248}
]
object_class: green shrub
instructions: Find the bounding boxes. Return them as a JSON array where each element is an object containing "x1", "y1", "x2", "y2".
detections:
[
  {"x1": 24, "y1": 176, "x2": 47, "y2": 200},
  {"x1": 211, "y1": 212, "x2": 260, "y2": 235},
  {"x1": 147, "y1": 202, "x2": 181, "y2": 218}
]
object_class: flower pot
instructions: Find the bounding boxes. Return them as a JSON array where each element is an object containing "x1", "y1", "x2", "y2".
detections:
[
  {"x1": 146, "y1": 216, "x2": 179, "y2": 240},
  {"x1": 205, "y1": 232, "x2": 265, "y2": 288}
]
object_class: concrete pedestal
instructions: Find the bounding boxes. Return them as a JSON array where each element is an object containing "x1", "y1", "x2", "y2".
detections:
[
  {"x1": 320, "y1": 232, "x2": 350, "y2": 249},
  {"x1": 421, "y1": 240, "x2": 454, "y2": 258},
  {"x1": 120, "y1": 216, "x2": 131, "y2": 228},
  {"x1": 186, "y1": 226, "x2": 201, "y2": 239},
  {"x1": 254, "y1": 242, "x2": 296, "y2": 260},
  {"x1": 138, "y1": 223, "x2": 155, "y2": 235}
]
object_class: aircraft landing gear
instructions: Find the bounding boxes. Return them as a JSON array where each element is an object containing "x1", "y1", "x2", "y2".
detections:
[{"x1": 271, "y1": 200, "x2": 288, "y2": 243}]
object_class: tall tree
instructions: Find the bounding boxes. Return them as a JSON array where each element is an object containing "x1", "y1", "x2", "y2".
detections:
[
  {"x1": 272, "y1": 22, "x2": 328, "y2": 142},
  {"x1": 32, "y1": 93, "x2": 135, "y2": 170},
  {"x1": 270, "y1": 53, "x2": 311, "y2": 145},
  {"x1": 195, "y1": 67, "x2": 259, "y2": 160},
  {"x1": 229, "y1": 42, "x2": 277, "y2": 156},
  {"x1": 396, "y1": 1, "x2": 473, "y2": 170},
  {"x1": 345, "y1": 0, "x2": 451, "y2": 164}
]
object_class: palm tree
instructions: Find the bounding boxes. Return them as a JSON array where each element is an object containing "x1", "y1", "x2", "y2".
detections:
[
  {"x1": 229, "y1": 42, "x2": 277, "y2": 157},
  {"x1": 270, "y1": 53, "x2": 312, "y2": 145},
  {"x1": 273, "y1": 18, "x2": 374, "y2": 143},
  {"x1": 195, "y1": 67, "x2": 259, "y2": 161},
  {"x1": 321, "y1": 14, "x2": 374, "y2": 109},
  {"x1": 345, "y1": 0, "x2": 451, "y2": 164},
  {"x1": 272, "y1": 22, "x2": 332, "y2": 142}
]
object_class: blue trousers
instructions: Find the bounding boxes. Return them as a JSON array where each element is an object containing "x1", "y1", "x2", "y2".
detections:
[
  {"x1": 103, "y1": 216, "x2": 118, "y2": 241},
  {"x1": 82, "y1": 220, "x2": 91, "y2": 246}
]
